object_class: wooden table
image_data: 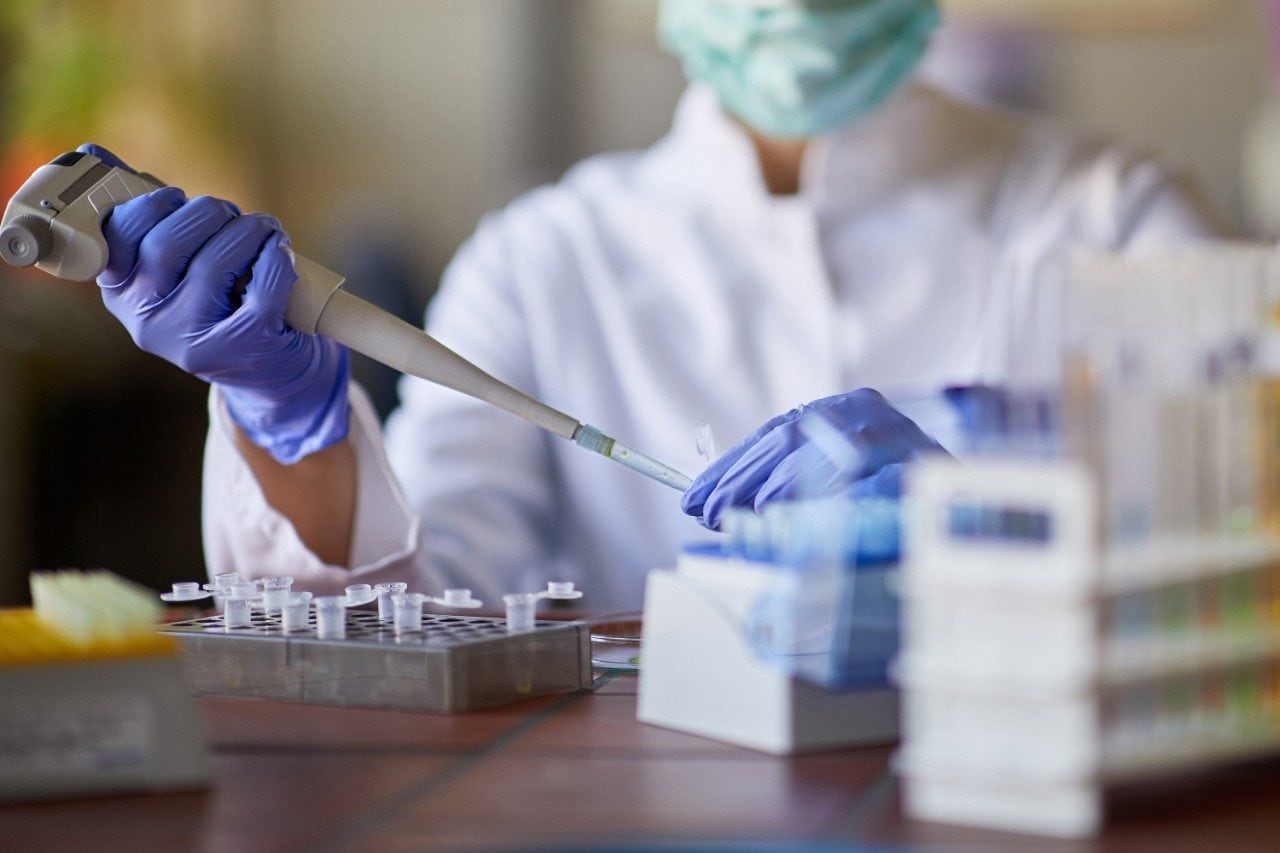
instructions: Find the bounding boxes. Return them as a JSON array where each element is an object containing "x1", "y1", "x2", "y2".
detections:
[{"x1": 3, "y1": 673, "x2": 1280, "y2": 850}]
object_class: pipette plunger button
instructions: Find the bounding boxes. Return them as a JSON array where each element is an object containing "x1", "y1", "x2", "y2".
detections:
[{"x1": 0, "y1": 215, "x2": 52, "y2": 266}]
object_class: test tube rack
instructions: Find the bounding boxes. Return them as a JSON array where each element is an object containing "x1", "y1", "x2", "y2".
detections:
[
  {"x1": 895, "y1": 458, "x2": 1280, "y2": 838},
  {"x1": 159, "y1": 609, "x2": 592, "y2": 713}
]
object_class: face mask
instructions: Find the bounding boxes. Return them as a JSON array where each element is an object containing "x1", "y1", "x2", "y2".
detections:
[{"x1": 659, "y1": 0, "x2": 941, "y2": 138}]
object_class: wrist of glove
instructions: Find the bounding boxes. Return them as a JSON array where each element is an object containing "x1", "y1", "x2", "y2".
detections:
[{"x1": 219, "y1": 339, "x2": 351, "y2": 465}]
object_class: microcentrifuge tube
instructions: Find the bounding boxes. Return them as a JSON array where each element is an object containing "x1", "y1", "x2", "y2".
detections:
[
  {"x1": 205, "y1": 572, "x2": 240, "y2": 593},
  {"x1": 502, "y1": 582, "x2": 582, "y2": 632},
  {"x1": 375, "y1": 582, "x2": 408, "y2": 622},
  {"x1": 435, "y1": 588, "x2": 482, "y2": 608},
  {"x1": 544, "y1": 581, "x2": 583, "y2": 600},
  {"x1": 504, "y1": 593, "x2": 538, "y2": 633},
  {"x1": 204, "y1": 571, "x2": 241, "y2": 612},
  {"x1": 224, "y1": 582, "x2": 257, "y2": 629},
  {"x1": 281, "y1": 591, "x2": 313, "y2": 632},
  {"x1": 258, "y1": 576, "x2": 294, "y2": 614},
  {"x1": 160, "y1": 581, "x2": 212, "y2": 603},
  {"x1": 392, "y1": 593, "x2": 425, "y2": 634},
  {"x1": 344, "y1": 583, "x2": 377, "y2": 607},
  {"x1": 314, "y1": 596, "x2": 346, "y2": 639},
  {"x1": 695, "y1": 423, "x2": 716, "y2": 464}
]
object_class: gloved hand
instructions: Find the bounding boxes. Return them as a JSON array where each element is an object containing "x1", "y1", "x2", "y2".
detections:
[
  {"x1": 681, "y1": 388, "x2": 947, "y2": 530},
  {"x1": 82, "y1": 143, "x2": 350, "y2": 464}
]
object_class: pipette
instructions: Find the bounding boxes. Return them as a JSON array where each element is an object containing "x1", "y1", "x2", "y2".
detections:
[{"x1": 0, "y1": 150, "x2": 692, "y2": 491}]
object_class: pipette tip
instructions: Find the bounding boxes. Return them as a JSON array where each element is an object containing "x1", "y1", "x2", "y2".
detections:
[{"x1": 572, "y1": 423, "x2": 693, "y2": 492}]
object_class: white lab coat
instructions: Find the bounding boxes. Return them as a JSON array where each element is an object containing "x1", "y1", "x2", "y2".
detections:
[{"x1": 203, "y1": 84, "x2": 1218, "y2": 610}]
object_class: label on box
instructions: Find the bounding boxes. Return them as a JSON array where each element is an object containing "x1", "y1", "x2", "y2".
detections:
[{"x1": 0, "y1": 694, "x2": 154, "y2": 776}]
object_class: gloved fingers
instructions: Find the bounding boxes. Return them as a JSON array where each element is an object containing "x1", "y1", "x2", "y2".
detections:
[
  {"x1": 76, "y1": 143, "x2": 133, "y2": 173},
  {"x1": 752, "y1": 442, "x2": 844, "y2": 510},
  {"x1": 682, "y1": 393, "x2": 858, "y2": 518},
  {"x1": 98, "y1": 187, "x2": 187, "y2": 288},
  {"x1": 836, "y1": 393, "x2": 946, "y2": 474},
  {"x1": 135, "y1": 195, "x2": 241, "y2": 303},
  {"x1": 845, "y1": 461, "x2": 908, "y2": 500},
  {"x1": 682, "y1": 407, "x2": 804, "y2": 517},
  {"x1": 697, "y1": 422, "x2": 800, "y2": 530},
  {"x1": 177, "y1": 213, "x2": 282, "y2": 319},
  {"x1": 242, "y1": 232, "x2": 299, "y2": 326}
]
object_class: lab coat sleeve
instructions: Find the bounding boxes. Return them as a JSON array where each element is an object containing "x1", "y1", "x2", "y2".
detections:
[
  {"x1": 202, "y1": 380, "x2": 423, "y2": 594},
  {"x1": 202, "y1": 205, "x2": 563, "y2": 602},
  {"x1": 381, "y1": 206, "x2": 563, "y2": 604}
]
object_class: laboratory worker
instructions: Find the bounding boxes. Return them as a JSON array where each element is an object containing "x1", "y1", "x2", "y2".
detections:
[{"x1": 87, "y1": 0, "x2": 1219, "y2": 610}]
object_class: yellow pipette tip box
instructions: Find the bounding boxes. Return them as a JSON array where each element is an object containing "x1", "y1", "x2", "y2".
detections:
[
  {"x1": 0, "y1": 608, "x2": 178, "y2": 667},
  {"x1": 0, "y1": 571, "x2": 209, "y2": 802}
]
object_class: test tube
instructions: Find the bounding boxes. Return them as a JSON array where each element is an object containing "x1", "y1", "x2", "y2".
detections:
[
  {"x1": 504, "y1": 593, "x2": 538, "y2": 633},
  {"x1": 392, "y1": 593, "x2": 425, "y2": 634},
  {"x1": 314, "y1": 596, "x2": 346, "y2": 640},
  {"x1": 259, "y1": 576, "x2": 294, "y2": 614},
  {"x1": 224, "y1": 582, "x2": 257, "y2": 629},
  {"x1": 281, "y1": 591, "x2": 313, "y2": 632},
  {"x1": 375, "y1": 582, "x2": 407, "y2": 623}
]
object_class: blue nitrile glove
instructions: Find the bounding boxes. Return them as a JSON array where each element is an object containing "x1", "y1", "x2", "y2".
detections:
[
  {"x1": 682, "y1": 388, "x2": 947, "y2": 530},
  {"x1": 82, "y1": 143, "x2": 350, "y2": 464}
]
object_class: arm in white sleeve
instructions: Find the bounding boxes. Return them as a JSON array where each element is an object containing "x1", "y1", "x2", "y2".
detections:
[
  {"x1": 202, "y1": 380, "x2": 423, "y2": 595},
  {"x1": 203, "y1": 204, "x2": 565, "y2": 600}
]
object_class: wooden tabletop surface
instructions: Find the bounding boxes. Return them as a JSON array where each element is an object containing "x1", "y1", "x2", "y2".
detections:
[{"x1": 3, "y1": 673, "x2": 1280, "y2": 851}]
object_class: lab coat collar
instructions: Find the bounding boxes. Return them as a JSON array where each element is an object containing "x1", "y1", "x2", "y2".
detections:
[{"x1": 650, "y1": 81, "x2": 943, "y2": 217}]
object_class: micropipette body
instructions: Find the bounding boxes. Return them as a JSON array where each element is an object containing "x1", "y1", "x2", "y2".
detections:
[{"x1": 0, "y1": 150, "x2": 692, "y2": 492}]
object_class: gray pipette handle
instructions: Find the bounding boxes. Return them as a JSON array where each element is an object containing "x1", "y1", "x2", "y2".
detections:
[
  {"x1": 293, "y1": 279, "x2": 580, "y2": 439},
  {"x1": 1, "y1": 152, "x2": 687, "y2": 487}
]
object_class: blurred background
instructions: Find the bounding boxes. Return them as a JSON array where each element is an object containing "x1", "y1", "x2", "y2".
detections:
[{"x1": 0, "y1": 0, "x2": 1276, "y2": 604}]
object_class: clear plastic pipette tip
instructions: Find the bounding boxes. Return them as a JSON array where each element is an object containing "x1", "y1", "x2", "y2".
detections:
[
  {"x1": 695, "y1": 423, "x2": 716, "y2": 464},
  {"x1": 572, "y1": 423, "x2": 693, "y2": 491}
]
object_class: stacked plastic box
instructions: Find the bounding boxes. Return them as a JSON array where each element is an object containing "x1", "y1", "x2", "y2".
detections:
[
  {"x1": 896, "y1": 457, "x2": 1280, "y2": 837},
  {"x1": 893, "y1": 244, "x2": 1280, "y2": 837},
  {"x1": 1, "y1": 571, "x2": 208, "y2": 801}
]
